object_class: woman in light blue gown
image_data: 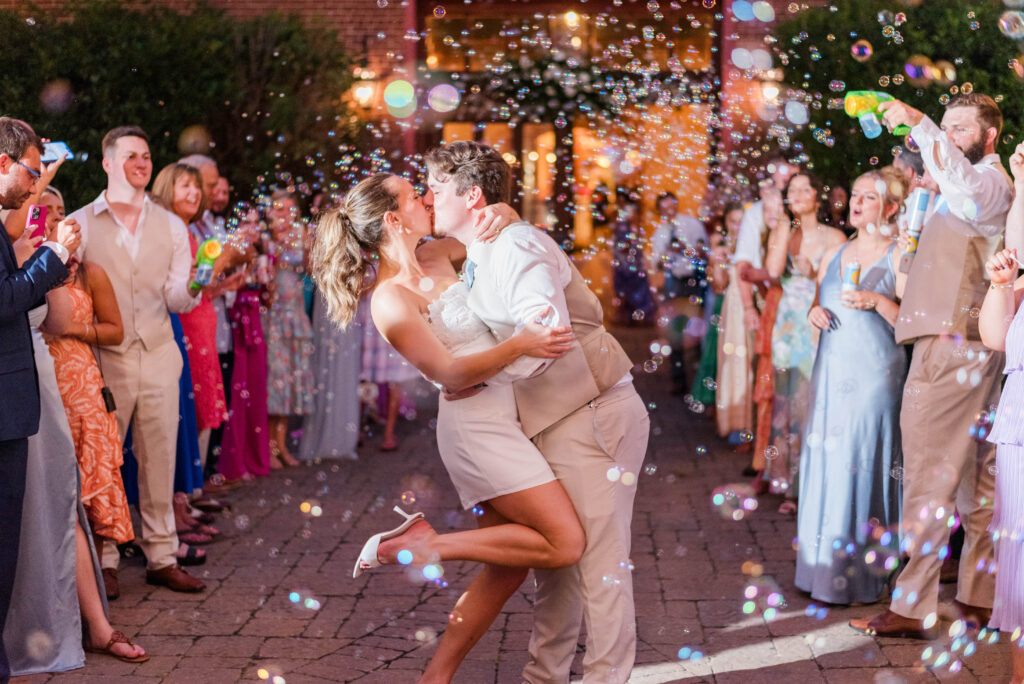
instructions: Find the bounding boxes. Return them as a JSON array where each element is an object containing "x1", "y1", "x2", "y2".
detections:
[{"x1": 795, "y1": 168, "x2": 909, "y2": 604}]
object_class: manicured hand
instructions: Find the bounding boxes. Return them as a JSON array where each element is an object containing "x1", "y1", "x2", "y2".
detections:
[
  {"x1": 986, "y1": 248, "x2": 1020, "y2": 286},
  {"x1": 475, "y1": 202, "x2": 520, "y2": 242},
  {"x1": 807, "y1": 305, "x2": 832, "y2": 331},
  {"x1": 53, "y1": 217, "x2": 81, "y2": 254},
  {"x1": 840, "y1": 291, "x2": 878, "y2": 310}
]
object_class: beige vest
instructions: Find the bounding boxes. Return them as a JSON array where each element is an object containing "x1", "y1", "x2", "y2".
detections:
[
  {"x1": 80, "y1": 203, "x2": 176, "y2": 353},
  {"x1": 895, "y1": 208, "x2": 1003, "y2": 344},
  {"x1": 512, "y1": 264, "x2": 635, "y2": 438}
]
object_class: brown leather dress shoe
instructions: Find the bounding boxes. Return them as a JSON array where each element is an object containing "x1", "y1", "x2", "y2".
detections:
[
  {"x1": 102, "y1": 568, "x2": 120, "y2": 600},
  {"x1": 952, "y1": 599, "x2": 992, "y2": 630},
  {"x1": 145, "y1": 564, "x2": 206, "y2": 593},
  {"x1": 849, "y1": 609, "x2": 937, "y2": 639}
]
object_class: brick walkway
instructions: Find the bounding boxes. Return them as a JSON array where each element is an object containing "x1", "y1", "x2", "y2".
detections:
[{"x1": 15, "y1": 327, "x2": 1014, "y2": 683}]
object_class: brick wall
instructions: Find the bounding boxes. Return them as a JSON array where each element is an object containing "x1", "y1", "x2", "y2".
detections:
[{"x1": 0, "y1": 0, "x2": 416, "y2": 78}]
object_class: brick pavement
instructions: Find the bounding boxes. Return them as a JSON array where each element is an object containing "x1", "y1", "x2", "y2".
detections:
[{"x1": 14, "y1": 327, "x2": 1014, "y2": 683}]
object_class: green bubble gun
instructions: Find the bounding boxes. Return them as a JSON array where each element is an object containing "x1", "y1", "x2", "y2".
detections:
[
  {"x1": 844, "y1": 91, "x2": 911, "y2": 139},
  {"x1": 190, "y1": 238, "x2": 222, "y2": 292}
]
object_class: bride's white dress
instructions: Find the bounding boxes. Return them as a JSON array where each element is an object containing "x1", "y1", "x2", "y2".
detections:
[{"x1": 424, "y1": 281, "x2": 555, "y2": 509}]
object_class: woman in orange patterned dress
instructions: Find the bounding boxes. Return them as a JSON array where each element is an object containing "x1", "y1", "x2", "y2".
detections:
[{"x1": 47, "y1": 253, "x2": 134, "y2": 549}]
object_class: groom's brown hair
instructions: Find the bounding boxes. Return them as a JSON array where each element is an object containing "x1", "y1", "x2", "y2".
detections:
[{"x1": 424, "y1": 141, "x2": 511, "y2": 205}]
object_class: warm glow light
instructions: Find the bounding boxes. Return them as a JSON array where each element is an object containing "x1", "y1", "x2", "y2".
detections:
[
  {"x1": 761, "y1": 82, "x2": 780, "y2": 101},
  {"x1": 565, "y1": 11, "x2": 580, "y2": 28},
  {"x1": 426, "y1": 54, "x2": 439, "y2": 69},
  {"x1": 353, "y1": 84, "x2": 375, "y2": 108},
  {"x1": 571, "y1": 36, "x2": 583, "y2": 48},
  {"x1": 546, "y1": 152, "x2": 557, "y2": 164},
  {"x1": 502, "y1": 152, "x2": 517, "y2": 165},
  {"x1": 596, "y1": 154, "x2": 611, "y2": 169}
]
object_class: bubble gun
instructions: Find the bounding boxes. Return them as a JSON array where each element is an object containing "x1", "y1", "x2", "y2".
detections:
[
  {"x1": 190, "y1": 238, "x2": 222, "y2": 292},
  {"x1": 844, "y1": 91, "x2": 911, "y2": 139}
]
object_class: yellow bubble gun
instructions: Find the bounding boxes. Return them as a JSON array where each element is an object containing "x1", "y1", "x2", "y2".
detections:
[
  {"x1": 844, "y1": 91, "x2": 911, "y2": 139},
  {"x1": 190, "y1": 238, "x2": 222, "y2": 292}
]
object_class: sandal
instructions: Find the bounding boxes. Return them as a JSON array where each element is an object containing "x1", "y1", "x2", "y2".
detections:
[
  {"x1": 177, "y1": 530, "x2": 213, "y2": 545},
  {"x1": 84, "y1": 629, "x2": 150, "y2": 664},
  {"x1": 191, "y1": 497, "x2": 229, "y2": 514},
  {"x1": 379, "y1": 436, "x2": 399, "y2": 452},
  {"x1": 778, "y1": 500, "x2": 798, "y2": 515},
  {"x1": 175, "y1": 543, "x2": 207, "y2": 566}
]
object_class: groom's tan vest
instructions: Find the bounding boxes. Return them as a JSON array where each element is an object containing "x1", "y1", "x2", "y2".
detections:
[
  {"x1": 895, "y1": 207, "x2": 1003, "y2": 345},
  {"x1": 513, "y1": 263, "x2": 635, "y2": 438}
]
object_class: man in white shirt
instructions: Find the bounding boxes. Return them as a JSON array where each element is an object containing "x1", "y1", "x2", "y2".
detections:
[
  {"x1": 427, "y1": 141, "x2": 648, "y2": 684},
  {"x1": 851, "y1": 93, "x2": 1012, "y2": 639},
  {"x1": 69, "y1": 126, "x2": 206, "y2": 594}
]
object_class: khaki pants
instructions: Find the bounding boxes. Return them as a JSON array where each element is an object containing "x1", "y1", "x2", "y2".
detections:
[
  {"x1": 100, "y1": 338, "x2": 182, "y2": 571},
  {"x1": 891, "y1": 335, "x2": 1001, "y2": 620},
  {"x1": 523, "y1": 383, "x2": 649, "y2": 684}
]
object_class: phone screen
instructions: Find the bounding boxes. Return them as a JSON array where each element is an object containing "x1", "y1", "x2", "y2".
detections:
[{"x1": 41, "y1": 141, "x2": 74, "y2": 163}]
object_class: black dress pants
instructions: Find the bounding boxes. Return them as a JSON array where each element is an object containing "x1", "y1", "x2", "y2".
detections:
[{"x1": 0, "y1": 437, "x2": 28, "y2": 684}]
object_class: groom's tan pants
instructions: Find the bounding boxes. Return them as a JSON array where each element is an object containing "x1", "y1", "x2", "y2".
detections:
[
  {"x1": 523, "y1": 382, "x2": 649, "y2": 684},
  {"x1": 891, "y1": 335, "x2": 1001, "y2": 620}
]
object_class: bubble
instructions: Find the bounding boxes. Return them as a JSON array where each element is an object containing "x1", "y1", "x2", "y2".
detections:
[
  {"x1": 644, "y1": 463, "x2": 658, "y2": 475},
  {"x1": 433, "y1": 5, "x2": 446, "y2": 18},
  {"x1": 851, "y1": 39, "x2": 873, "y2": 63},
  {"x1": 397, "y1": 549, "x2": 414, "y2": 565},
  {"x1": 990, "y1": 465, "x2": 999, "y2": 476},
  {"x1": 752, "y1": 1, "x2": 775, "y2": 21},
  {"x1": 25, "y1": 630, "x2": 54, "y2": 662},
  {"x1": 711, "y1": 483, "x2": 757, "y2": 521},
  {"x1": 828, "y1": 80, "x2": 846, "y2": 92},
  {"x1": 383, "y1": 79, "x2": 415, "y2": 108},
  {"x1": 234, "y1": 514, "x2": 251, "y2": 530},
  {"x1": 606, "y1": 466, "x2": 622, "y2": 482},
  {"x1": 784, "y1": 101, "x2": 809, "y2": 125},
  {"x1": 178, "y1": 124, "x2": 213, "y2": 155},
  {"x1": 39, "y1": 79, "x2": 73, "y2": 114},
  {"x1": 401, "y1": 490, "x2": 417, "y2": 506},
  {"x1": 696, "y1": 445, "x2": 707, "y2": 454},
  {"x1": 763, "y1": 445, "x2": 779, "y2": 461},
  {"x1": 620, "y1": 471, "x2": 637, "y2": 486},
  {"x1": 878, "y1": 75, "x2": 890, "y2": 87},
  {"x1": 427, "y1": 84, "x2": 460, "y2": 112},
  {"x1": 643, "y1": 360, "x2": 658, "y2": 373},
  {"x1": 890, "y1": 466, "x2": 904, "y2": 481},
  {"x1": 377, "y1": 0, "x2": 387, "y2": 6}
]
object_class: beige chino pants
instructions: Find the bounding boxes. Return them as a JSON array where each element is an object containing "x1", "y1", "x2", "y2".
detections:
[
  {"x1": 99, "y1": 338, "x2": 182, "y2": 571},
  {"x1": 891, "y1": 335, "x2": 1001, "y2": 620},
  {"x1": 523, "y1": 383, "x2": 649, "y2": 684}
]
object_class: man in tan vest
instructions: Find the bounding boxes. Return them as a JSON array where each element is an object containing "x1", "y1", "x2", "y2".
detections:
[
  {"x1": 851, "y1": 94, "x2": 1012, "y2": 638},
  {"x1": 69, "y1": 126, "x2": 207, "y2": 594},
  {"x1": 427, "y1": 141, "x2": 649, "y2": 683}
]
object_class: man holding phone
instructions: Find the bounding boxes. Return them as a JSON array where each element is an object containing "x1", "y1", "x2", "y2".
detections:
[{"x1": 0, "y1": 117, "x2": 80, "y2": 684}]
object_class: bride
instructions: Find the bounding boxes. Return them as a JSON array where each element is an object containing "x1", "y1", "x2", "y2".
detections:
[{"x1": 311, "y1": 173, "x2": 586, "y2": 683}]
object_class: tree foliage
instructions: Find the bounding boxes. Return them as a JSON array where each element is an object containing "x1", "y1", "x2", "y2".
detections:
[
  {"x1": 773, "y1": 0, "x2": 1023, "y2": 186},
  {"x1": 0, "y1": 0, "x2": 358, "y2": 208}
]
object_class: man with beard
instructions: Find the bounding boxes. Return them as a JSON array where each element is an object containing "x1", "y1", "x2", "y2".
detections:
[
  {"x1": 0, "y1": 117, "x2": 79, "y2": 682},
  {"x1": 851, "y1": 93, "x2": 1012, "y2": 638}
]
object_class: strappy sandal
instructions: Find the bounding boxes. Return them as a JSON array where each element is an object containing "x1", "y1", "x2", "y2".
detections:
[
  {"x1": 175, "y1": 543, "x2": 207, "y2": 566},
  {"x1": 84, "y1": 629, "x2": 150, "y2": 663}
]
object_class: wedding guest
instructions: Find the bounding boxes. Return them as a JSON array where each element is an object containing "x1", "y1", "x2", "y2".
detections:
[
  {"x1": 736, "y1": 154, "x2": 797, "y2": 475},
  {"x1": 262, "y1": 190, "x2": 314, "y2": 466},
  {"x1": 978, "y1": 246, "x2": 1024, "y2": 684},
  {"x1": 43, "y1": 188, "x2": 136, "y2": 574},
  {"x1": 691, "y1": 206, "x2": 743, "y2": 413},
  {"x1": 3, "y1": 178, "x2": 146, "y2": 672},
  {"x1": 357, "y1": 290, "x2": 421, "y2": 451},
  {"x1": 761, "y1": 171, "x2": 846, "y2": 510},
  {"x1": 69, "y1": 125, "x2": 206, "y2": 593},
  {"x1": 713, "y1": 202, "x2": 755, "y2": 442},
  {"x1": 828, "y1": 184, "x2": 849, "y2": 234},
  {"x1": 610, "y1": 194, "x2": 655, "y2": 325},
  {"x1": 651, "y1": 191, "x2": 708, "y2": 393},
  {"x1": 218, "y1": 207, "x2": 272, "y2": 481},
  {"x1": 0, "y1": 118, "x2": 78, "y2": 681},
  {"x1": 797, "y1": 168, "x2": 908, "y2": 604},
  {"x1": 852, "y1": 93, "x2": 1011, "y2": 639}
]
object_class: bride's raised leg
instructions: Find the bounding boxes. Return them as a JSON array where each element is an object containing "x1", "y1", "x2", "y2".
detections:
[
  {"x1": 376, "y1": 480, "x2": 584, "y2": 570},
  {"x1": 419, "y1": 506, "x2": 527, "y2": 684}
]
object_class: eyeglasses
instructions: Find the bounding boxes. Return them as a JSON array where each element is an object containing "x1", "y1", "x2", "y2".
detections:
[{"x1": 15, "y1": 161, "x2": 40, "y2": 180}]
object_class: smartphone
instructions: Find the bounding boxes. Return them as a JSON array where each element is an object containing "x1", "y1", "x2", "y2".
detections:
[
  {"x1": 26, "y1": 204, "x2": 47, "y2": 240},
  {"x1": 40, "y1": 141, "x2": 74, "y2": 163}
]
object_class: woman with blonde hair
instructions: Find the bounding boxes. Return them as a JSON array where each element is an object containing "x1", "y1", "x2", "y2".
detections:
[
  {"x1": 796, "y1": 166, "x2": 909, "y2": 604},
  {"x1": 312, "y1": 173, "x2": 586, "y2": 682}
]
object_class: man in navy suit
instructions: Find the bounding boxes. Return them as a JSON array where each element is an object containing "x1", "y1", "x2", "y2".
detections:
[{"x1": 0, "y1": 118, "x2": 80, "y2": 683}]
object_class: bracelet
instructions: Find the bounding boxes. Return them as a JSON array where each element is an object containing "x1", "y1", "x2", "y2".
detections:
[
  {"x1": 83, "y1": 322, "x2": 91, "y2": 340},
  {"x1": 990, "y1": 283, "x2": 1015, "y2": 290}
]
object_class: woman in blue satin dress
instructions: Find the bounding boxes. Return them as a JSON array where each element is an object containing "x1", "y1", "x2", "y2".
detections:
[{"x1": 795, "y1": 168, "x2": 909, "y2": 604}]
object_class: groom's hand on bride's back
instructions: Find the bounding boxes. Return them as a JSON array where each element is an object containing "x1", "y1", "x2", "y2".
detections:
[{"x1": 475, "y1": 202, "x2": 521, "y2": 242}]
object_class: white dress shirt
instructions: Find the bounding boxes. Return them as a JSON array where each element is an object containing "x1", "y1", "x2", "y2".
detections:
[
  {"x1": 910, "y1": 116, "x2": 1013, "y2": 236},
  {"x1": 650, "y1": 214, "x2": 707, "y2": 278},
  {"x1": 733, "y1": 200, "x2": 765, "y2": 268},
  {"x1": 74, "y1": 192, "x2": 200, "y2": 314}
]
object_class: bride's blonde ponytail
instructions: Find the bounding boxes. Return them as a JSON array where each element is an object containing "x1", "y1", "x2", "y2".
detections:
[{"x1": 311, "y1": 173, "x2": 397, "y2": 326}]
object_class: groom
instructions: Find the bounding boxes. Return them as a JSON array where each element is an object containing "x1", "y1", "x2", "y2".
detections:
[{"x1": 426, "y1": 140, "x2": 650, "y2": 683}]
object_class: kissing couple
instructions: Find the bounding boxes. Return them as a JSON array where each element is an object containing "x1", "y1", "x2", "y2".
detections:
[{"x1": 311, "y1": 141, "x2": 649, "y2": 683}]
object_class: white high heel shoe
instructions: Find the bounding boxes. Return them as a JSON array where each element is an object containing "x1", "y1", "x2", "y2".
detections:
[{"x1": 352, "y1": 505, "x2": 425, "y2": 579}]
